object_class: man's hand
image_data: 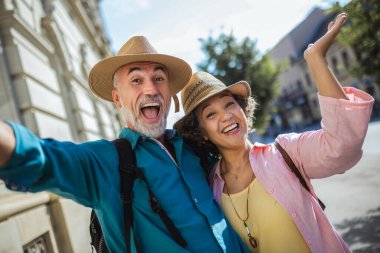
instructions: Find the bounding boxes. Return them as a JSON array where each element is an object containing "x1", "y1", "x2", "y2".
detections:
[
  {"x1": 304, "y1": 13, "x2": 347, "y2": 61},
  {"x1": 0, "y1": 121, "x2": 16, "y2": 167}
]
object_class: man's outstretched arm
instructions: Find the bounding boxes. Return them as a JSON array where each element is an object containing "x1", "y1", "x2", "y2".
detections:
[
  {"x1": 0, "y1": 120, "x2": 120, "y2": 207},
  {"x1": 0, "y1": 121, "x2": 16, "y2": 167}
]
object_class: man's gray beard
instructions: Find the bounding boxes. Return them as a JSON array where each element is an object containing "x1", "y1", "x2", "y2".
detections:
[{"x1": 120, "y1": 101, "x2": 168, "y2": 138}]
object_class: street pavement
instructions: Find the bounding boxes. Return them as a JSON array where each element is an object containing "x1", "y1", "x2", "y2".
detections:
[{"x1": 312, "y1": 120, "x2": 380, "y2": 253}]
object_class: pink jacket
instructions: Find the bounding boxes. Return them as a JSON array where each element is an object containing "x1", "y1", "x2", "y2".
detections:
[{"x1": 211, "y1": 87, "x2": 374, "y2": 253}]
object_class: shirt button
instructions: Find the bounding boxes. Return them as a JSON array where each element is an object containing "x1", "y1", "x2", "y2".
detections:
[
  {"x1": 194, "y1": 198, "x2": 198, "y2": 204},
  {"x1": 269, "y1": 188, "x2": 275, "y2": 194},
  {"x1": 291, "y1": 212, "x2": 297, "y2": 218}
]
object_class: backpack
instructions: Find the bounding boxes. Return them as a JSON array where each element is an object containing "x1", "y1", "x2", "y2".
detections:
[{"x1": 89, "y1": 138, "x2": 187, "y2": 253}]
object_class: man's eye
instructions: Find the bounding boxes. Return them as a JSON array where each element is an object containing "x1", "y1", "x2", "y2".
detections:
[
  {"x1": 155, "y1": 77, "x2": 165, "y2": 82},
  {"x1": 226, "y1": 101, "x2": 235, "y2": 107},
  {"x1": 131, "y1": 78, "x2": 141, "y2": 84}
]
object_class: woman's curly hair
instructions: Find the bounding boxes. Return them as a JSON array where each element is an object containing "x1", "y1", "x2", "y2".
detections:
[{"x1": 176, "y1": 94, "x2": 257, "y2": 177}]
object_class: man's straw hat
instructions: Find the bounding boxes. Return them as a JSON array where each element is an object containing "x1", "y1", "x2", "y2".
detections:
[
  {"x1": 88, "y1": 36, "x2": 192, "y2": 101},
  {"x1": 174, "y1": 71, "x2": 251, "y2": 130}
]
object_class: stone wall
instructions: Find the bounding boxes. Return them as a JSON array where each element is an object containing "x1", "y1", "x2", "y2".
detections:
[{"x1": 0, "y1": 1, "x2": 119, "y2": 252}]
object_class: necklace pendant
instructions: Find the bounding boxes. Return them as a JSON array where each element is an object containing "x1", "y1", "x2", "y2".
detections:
[
  {"x1": 248, "y1": 235, "x2": 258, "y2": 248},
  {"x1": 243, "y1": 221, "x2": 257, "y2": 248},
  {"x1": 243, "y1": 221, "x2": 251, "y2": 235}
]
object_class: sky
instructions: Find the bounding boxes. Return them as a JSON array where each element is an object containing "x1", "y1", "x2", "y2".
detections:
[
  {"x1": 100, "y1": 0, "x2": 349, "y2": 69},
  {"x1": 99, "y1": 0, "x2": 349, "y2": 127}
]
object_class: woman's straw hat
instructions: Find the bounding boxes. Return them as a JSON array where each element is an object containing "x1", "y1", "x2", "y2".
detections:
[
  {"x1": 88, "y1": 36, "x2": 192, "y2": 101},
  {"x1": 174, "y1": 71, "x2": 251, "y2": 130}
]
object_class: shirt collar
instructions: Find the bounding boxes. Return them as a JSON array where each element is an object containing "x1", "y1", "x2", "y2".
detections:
[
  {"x1": 118, "y1": 127, "x2": 179, "y2": 149},
  {"x1": 212, "y1": 159, "x2": 223, "y2": 181}
]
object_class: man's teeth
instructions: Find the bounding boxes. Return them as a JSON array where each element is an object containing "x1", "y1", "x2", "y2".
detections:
[
  {"x1": 223, "y1": 123, "x2": 238, "y2": 133},
  {"x1": 141, "y1": 102, "x2": 160, "y2": 108}
]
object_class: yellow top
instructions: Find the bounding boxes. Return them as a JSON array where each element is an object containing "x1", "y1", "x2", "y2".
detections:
[{"x1": 221, "y1": 179, "x2": 311, "y2": 253}]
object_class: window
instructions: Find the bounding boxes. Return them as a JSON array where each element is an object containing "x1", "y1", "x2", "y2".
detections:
[
  {"x1": 296, "y1": 80, "x2": 303, "y2": 91},
  {"x1": 331, "y1": 57, "x2": 339, "y2": 75},
  {"x1": 23, "y1": 234, "x2": 50, "y2": 253},
  {"x1": 283, "y1": 87, "x2": 288, "y2": 96},
  {"x1": 313, "y1": 98, "x2": 318, "y2": 108},
  {"x1": 341, "y1": 50, "x2": 350, "y2": 69},
  {"x1": 305, "y1": 73, "x2": 312, "y2": 86}
]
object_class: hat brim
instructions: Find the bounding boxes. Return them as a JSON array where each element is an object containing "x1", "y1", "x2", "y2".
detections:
[
  {"x1": 173, "y1": 80, "x2": 251, "y2": 131},
  {"x1": 89, "y1": 54, "x2": 192, "y2": 101}
]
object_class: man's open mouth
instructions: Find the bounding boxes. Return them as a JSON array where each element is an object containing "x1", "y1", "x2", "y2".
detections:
[{"x1": 140, "y1": 102, "x2": 161, "y2": 120}]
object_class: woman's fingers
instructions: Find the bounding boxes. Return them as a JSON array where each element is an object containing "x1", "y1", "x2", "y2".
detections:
[
  {"x1": 304, "y1": 13, "x2": 347, "y2": 59},
  {"x1": 330, "y1": 13, "x2": 347, "y2": 34}
]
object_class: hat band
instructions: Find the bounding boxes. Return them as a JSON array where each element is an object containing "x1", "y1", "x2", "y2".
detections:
[
  {"x1": 184, "y1": 82, "x2": 214, "y2": 112},
  {"x1": 183, "y1": 80, "x2": 204, "y2": 105}
]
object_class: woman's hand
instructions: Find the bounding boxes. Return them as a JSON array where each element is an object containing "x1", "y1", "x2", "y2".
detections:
[
  {"x1": 304, "y1": 13, "x2": 347, "y2": 61},
  {"x1": 304, "y1": 13, "x2": 349, "y2": 99}
]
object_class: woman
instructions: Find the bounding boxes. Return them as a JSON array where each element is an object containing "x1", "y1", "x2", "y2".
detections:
[{"x1": 174, "y1": 13, "x2": 374, "y2": 253}]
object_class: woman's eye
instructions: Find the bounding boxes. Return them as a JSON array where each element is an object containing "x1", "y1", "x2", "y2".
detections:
[{"x1": 206, "y1": 112, "x2": 215, "y2": 118}]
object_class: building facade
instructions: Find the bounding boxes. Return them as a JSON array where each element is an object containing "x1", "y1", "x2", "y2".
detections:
[
  {"x1": 0, "y1": 0, "x2": 120, "y2": 252},
  {"x1": 269, "y1": 8, "x2": 379, "y2": 135}
]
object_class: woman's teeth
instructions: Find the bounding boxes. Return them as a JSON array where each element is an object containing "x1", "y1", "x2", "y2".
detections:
[{"x1": 222, "y1": 123, "x2": 238, "y2": 133}]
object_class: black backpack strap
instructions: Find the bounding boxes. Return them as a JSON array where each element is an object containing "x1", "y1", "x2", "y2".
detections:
[
  {"x1": 149, "y1": 192, "x2": 187, "y2": 247},
  {"x1": 274, "y1": 141, "x2": 326, "y2": 210},
  {"x1": 136, "y1": 171, "x2": 187, "y2": 248},
  {"x1": 112, "y1": 139, "x2": 141, "y2": 253},
  {"x1": 113, "y1": 138, "x2": 187, "y2": 250}
]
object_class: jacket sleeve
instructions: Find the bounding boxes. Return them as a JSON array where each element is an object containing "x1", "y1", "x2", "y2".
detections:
[
  {"x1": 276, "y1": 87, "x2": 374, "y2": 179},
  {"x1": 0, "y1": 121, "x2": 119, "y2": 208}
]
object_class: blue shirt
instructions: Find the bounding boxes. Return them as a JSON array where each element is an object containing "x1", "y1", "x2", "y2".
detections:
[{"x1": 0, "y1": 122, "x2": 249, "y2": 253}]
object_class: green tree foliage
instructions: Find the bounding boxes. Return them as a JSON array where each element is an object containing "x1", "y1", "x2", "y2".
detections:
[
  {"x1": 197, "y1": 33, "x2": 280, "y2": 133},
  {"x1": 330, "y1": 0, "x2": 380, "y2": 85}
]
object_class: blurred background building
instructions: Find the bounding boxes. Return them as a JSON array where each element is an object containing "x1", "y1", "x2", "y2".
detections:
[
  {"x1": 0, "y1": 0, "x2": 120, "y2": 252},
  {"x1": 268, "y1": 7, "x2": 380, "y2": 136}
]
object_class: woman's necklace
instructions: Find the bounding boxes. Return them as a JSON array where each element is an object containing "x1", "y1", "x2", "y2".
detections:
[
  {"x1": 221, "y1": 159, "x2": 249, "y2": 180},
  {"x1": 222, "y1": 162, "x2": 258, "y2": 249}
]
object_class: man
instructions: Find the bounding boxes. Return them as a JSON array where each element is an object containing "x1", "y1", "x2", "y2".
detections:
[{"x1": 0, "y1": 36, "x2": 248, "y2": 253}]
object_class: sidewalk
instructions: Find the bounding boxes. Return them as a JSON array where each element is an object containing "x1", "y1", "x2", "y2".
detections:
[{"x1": 313, "y1": 120, "x2": 380, "y2": 253}]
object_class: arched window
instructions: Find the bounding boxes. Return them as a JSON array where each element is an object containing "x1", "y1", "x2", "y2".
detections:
[
  {"x1": 341, "y1": 50, "x2": 350, "y2": 69},
  {"x1": 331, "y1": 57, "x2": 339, "y2": 75}
]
